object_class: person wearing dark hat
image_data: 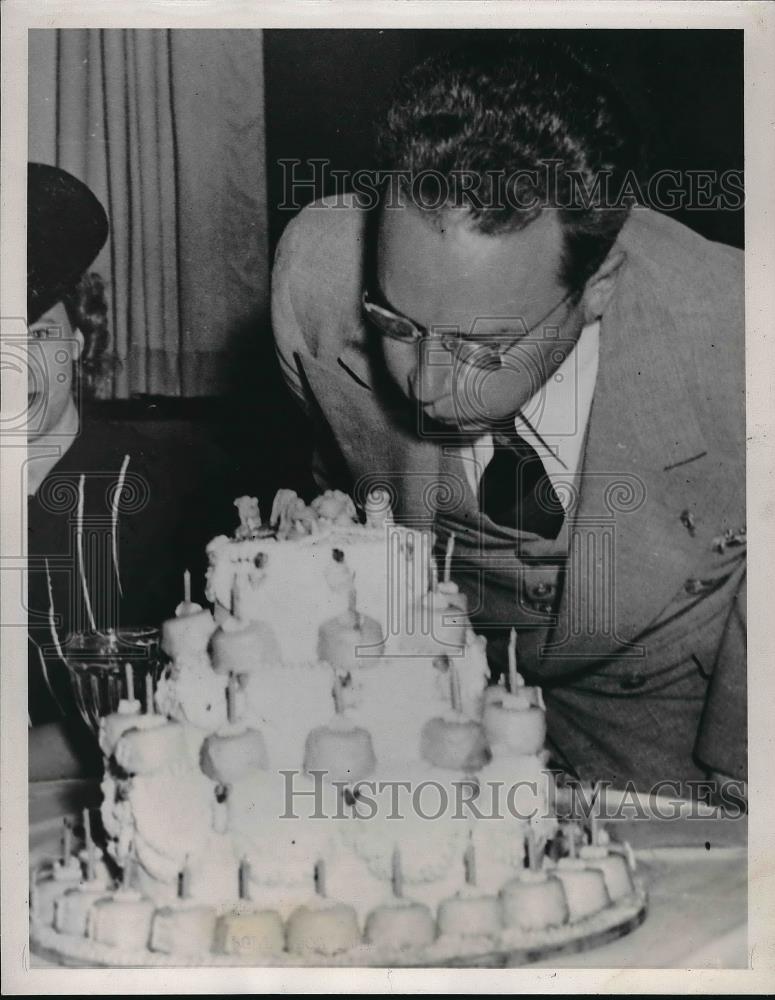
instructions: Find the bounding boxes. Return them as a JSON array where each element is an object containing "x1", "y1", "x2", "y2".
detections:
[{"x1": 26, "y1": 164, "x2": 236, "y2": 776}]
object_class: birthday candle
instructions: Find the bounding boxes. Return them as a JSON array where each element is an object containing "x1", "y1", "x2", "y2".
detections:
[
  {"x1": 449, "y1": 664, "x2": 462, "y2": 714},
  {"x1": 314, "y1": 859, "x2": 326, "y2": 898},
  {"x1": 226, "y1": 673, "x2": 238, "y2": 724},
  {"x1": 508, "y1": 628, "x2": 519, "y2": 694},
  {"x1": 178, "y1": 859, "x2": 190, "y2": 900},
  {"x1": 332, "y1": 673, "x2": 345, "y2": 715},
  {"x1": 391, "y1": 846, "x2": 404, "y2": 899},
  {"x1": 123, "y1": 849, "x2": 136, "y2": 889},
  {"x1": 124, "y1": 662, "x2": 134, "y2": 702},
  {"x1": 444, "y1": 533, "x2": 456, "y2": 583},
  {"x1": 526, "y1": 826, "x2": 539, "y2": 872},
  {"x1": 238, "y1": 858, "x2": 251, "y2": 901},
  {"x1": 83, "y1": 808, "x2": 96, "y2": 881},
  {"x1": 145, "y1": 673, "x2": 155, "y2": 715},
  {"x1": 183, "y1": 569, "x2": 191, "y2": 606},
  {"x1": 464, "y1": 839, "x2": 477, "y2": 887},
  {"x1": 62, "y1": 817, "x2": 72, "y2": 861}
]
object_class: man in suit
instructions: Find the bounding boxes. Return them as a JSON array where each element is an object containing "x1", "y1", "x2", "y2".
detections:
[{"x1": 272, "y1": 42, "x2": 746, "y2": 795}]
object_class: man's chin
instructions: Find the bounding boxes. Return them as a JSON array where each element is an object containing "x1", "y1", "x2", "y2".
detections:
[{"x1": 420, "y1": 402, "x2": 496, "y2": 439}]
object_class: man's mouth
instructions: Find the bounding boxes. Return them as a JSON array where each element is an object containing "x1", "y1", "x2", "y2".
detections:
[{"x1": 421, "y1": 398, "x2": 492, "y2": 433}]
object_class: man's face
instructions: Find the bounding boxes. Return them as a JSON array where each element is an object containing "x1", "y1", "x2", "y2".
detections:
[
  {"x1": 27, "y1": 300, "x2": 82, "y2": 441},
  {"x1": 373, "y1": 203, "x2": 585, "y2": 433}
]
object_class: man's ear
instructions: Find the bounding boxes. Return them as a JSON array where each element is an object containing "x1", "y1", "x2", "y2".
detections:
[
  {"x1": 580, "y1": 250, "x2": 626, "y2": 323},
  {"x1": 73, "y1": 327, "x2": 85, "y2": 360}
]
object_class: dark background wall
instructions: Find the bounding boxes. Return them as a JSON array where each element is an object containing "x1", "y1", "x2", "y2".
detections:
[{"x1": 264, "y1": 29, "x2": 744, "y2": 251}]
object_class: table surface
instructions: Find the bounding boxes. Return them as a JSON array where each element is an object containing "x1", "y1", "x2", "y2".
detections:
[{"x1": 28, "y1": 779, "x2": 748, "y2": 970}]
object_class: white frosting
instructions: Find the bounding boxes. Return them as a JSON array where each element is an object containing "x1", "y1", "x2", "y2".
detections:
[
  {"x1": 207, "y1": 524, "x2": 430, "y2": 663},
  {"x1": 286, "y1": 900, "x2": 361, "y2": 957},
  {"x1": 66, "y1": 489, "x2": 609, "y2": 966},
  {"x1": 128, "y1": 768, "x2": 215, "y2": 881}
]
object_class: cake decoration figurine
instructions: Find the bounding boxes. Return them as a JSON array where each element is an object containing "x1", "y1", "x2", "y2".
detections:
[
  {"x1": 270, "y1": 489, "x2": 319, "y2": 539},
  {"x1": 149, "y1": 858, "x2": 218, "y2": 955},
  {"x1": 419, "y1": 663, "x2": 490, "y2": 771},
  {"x1": 303, "y1": 674, "x2": 377, "y2": 784},
  {"x1": 234, "y1": 496, "x2": 262, "y2": 540},
  {"x1": 145, "y1": 673, "x2": 155, "y2": 715},
  {"x1": 311, "y1": 489, "x2": 358, "y2": 527},
  {"x1": 286, "y1": 859, "x2": 362, "y2": 957},
  {"x1": 498, "y1": 826, "x2": 570, "y2": 933},
  {"x1": 436, "y1": 837, "x2": 501, "y2": 938},
  {"x1": 213, "y1": 859, "x2": 285, "y2": 957},
  {"x1": 364, "y1": 846, "x2": 437, "y2": 951}
]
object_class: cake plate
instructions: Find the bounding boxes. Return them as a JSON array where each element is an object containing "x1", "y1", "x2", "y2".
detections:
[{"x1": 29, "y1": 809, "x2": 647, "y2": 969}]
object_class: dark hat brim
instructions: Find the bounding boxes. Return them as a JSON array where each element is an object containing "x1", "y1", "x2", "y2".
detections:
[{"x1": 28, "y1": 163, "x2": 109, "y2": 325}]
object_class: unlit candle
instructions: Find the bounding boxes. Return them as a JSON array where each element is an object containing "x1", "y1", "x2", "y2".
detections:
[
  {"x1": 508, "y1": 627, "x2": 519, "y2": 695},
  {"x1": 83, "y1": 808, "x2": 96, "y2": 880},
  {"x1": 391, "y1": 846, "x2": 404, "y2": 899},
  {"x1": 124, "y1": 662, "x2": 134, "y2": 702},
  {"x1": 444, "y1": 533, "x2": 455, "y2": 583}
]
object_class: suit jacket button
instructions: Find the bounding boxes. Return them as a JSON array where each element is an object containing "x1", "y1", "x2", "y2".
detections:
[
  {"x1": 620, "y1": 674, "x2": 646, "y2": 690},
  {"x1": 525, "y1": 581, "x2": 556, "y2": 603}
]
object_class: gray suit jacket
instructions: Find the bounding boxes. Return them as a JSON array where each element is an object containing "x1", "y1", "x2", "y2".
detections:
[{"x1": 272, "y1": 195, "x2": 746, "y2": 790}]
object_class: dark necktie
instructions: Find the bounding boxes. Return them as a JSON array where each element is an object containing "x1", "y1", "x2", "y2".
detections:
[{"x1": 478, "y1": 430, "x2": 565, "y2": 539}]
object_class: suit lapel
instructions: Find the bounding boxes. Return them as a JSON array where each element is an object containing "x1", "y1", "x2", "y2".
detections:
[
  {"x1": 543, "y1": 249, "x2": 734, "y2": 666},
  {"x1": 299, "y1": 220, "x2": 739, "y2": 668}
]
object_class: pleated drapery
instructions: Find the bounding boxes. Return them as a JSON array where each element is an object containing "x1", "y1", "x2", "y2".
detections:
[{"x1": 28, "y1": 29, "x2": 269, "y2": 397}]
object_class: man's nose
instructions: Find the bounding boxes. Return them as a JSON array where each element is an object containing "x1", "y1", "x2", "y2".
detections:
[{"x1": 409, "y1": 342, "x2": 454, "y2": 404}]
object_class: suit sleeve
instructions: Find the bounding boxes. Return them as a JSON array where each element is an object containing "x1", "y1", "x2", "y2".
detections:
[
  {"x1": 271, "y1": 216, "x2": 312, "y2": 416},
  {"x1": 694, "y1": 571, "x2": 747, "y2": 780},
  {"x1": 270, "y1": 216, "x2": 352, "y2": 494}
]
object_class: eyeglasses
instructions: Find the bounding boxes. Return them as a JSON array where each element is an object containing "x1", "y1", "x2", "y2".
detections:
[{"x1": 362, "y1": 285, "x2": 575, "y2": 366}]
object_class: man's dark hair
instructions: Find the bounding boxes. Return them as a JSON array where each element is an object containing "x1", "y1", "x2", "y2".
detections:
[{"x1": 376, "y1": 39, "x2": 643, "y2": 296}]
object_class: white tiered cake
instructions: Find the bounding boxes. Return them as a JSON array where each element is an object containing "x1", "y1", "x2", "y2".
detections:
[{"x1": 30, "y1": 489, "x2": 645, "y2": 966}]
